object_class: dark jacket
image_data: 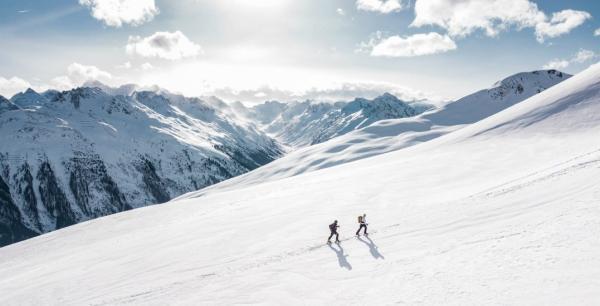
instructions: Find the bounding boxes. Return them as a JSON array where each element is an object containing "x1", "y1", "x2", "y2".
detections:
[{"x1": 329, "y1": 222, "x2": 338, "y2": 232}]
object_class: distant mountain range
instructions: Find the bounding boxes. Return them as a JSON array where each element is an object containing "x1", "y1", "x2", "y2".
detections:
[
  {"x1": 0, "y1": 86, "x2": 284, "y2": 246},
  {"x1": 237, "y1": 93, "x2": 433, "y2": 147},
  {"x1": 176, "y1": 69, "x2": 571, "y2": 196}
]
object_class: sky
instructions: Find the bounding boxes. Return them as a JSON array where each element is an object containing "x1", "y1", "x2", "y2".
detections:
[{"x1": 0, "y1": 0, "x2": 599, "y2": 103}]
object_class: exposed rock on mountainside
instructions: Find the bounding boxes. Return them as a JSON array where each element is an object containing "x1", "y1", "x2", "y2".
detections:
[
  {"x1": 243, "y1": 93, "x2": 433, "y2": 147},
  {"x1": 0, "y1": 87, "x2": 283, "y2": 246}
]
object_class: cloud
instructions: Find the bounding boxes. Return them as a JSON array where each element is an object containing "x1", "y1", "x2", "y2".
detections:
[
  {"x1": 543, "y1": 49, "x2": 597, "y2": 70},
  {"x1": 116, "y1": 61, "x2": 132, "y2": 69},
  {"x1": 140, "y1": 62, "x2": 154, "y2": 70},
  {"x1": 411, "y1": 0, "x2": 591, "y2": 43},
  {"x1": 67, "y1": 63, "x2": 112, "y2": 84},
  {"x1": 363, "y1": 32, "x2": 457, "y2": 57},
  {"x1": 51, "y1": 63, "x2": 113, "y2": 90},
  {"x1": 542, "y1": 60, "x2": 569, "y2": 70},
  {"x1": 336, "y1": 8, "x2": 345, "y2": 16},
  {"x1": 0, "y1": 76, "x2": 32, "y2": 97},
  {"x1": 209, "y1": 81, "x2": 442, "y2": 104},
  {"x1": 572, "y1": 49, "x2": 596, "y2": 63},
  {"x1": 126, "y1": 31, "x2": 203, "y2": 60},
  {"x1": 79, "y1": 0, "x2": 158, "y2": 27},
  {"x1": 356, "y1": 0, "x2": 405, "y2": 14},
  {"x1": 534, "y1": 10, "x2": 591, "y2": 42},
  {"x1": 595, "y1": 28, "x2": 600, "y2": 36}
]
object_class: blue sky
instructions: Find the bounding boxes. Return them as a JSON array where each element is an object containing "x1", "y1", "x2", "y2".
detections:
[{"x1": 0, "y1": 0, "x2": 598, "y2": 102}]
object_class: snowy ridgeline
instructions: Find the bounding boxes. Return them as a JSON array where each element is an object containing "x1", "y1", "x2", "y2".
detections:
[
  {"x1": 239, "y1": 92, "x2": 434, "y2": 147},
  {"x1": 0, "y1": 85, "x2": 432, "y2": 246},
  {"x1": 0, "y1": 65, "x2": 597, "y2": 304}
]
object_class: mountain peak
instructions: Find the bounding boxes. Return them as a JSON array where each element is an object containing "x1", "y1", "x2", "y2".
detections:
[
  {"x1": 24, "y1": 88, "x2": 38, "y2": 95},
  {"x1": 378, "y1": 92, "x2": 397, "y2": 100},
  {"x1": 493, "y1": 69, "x2": 571, "y2": 89},
  {"x1": 10, "y1": 87, "x2": 46, "y2": 108}
]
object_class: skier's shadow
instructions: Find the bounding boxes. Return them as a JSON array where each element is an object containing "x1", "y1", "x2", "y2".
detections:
[
  {"x1": 328, "y1": 242, "x2": 352, "y2": 270},
  {"x1": 357, "y1": 235, "x2": 385, "y2": 260}
]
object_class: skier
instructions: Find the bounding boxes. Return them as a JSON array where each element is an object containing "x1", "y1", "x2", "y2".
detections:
[
  {"x1": 328, "y1": 220, "x2": 340, "y2": 243},
  {"x1": 356, "y1": 213, "x2": 368, "y2": 236}
]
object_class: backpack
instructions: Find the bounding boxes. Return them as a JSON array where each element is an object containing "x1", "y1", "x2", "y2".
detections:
[
  {"x1": 329, "y1": 223, "x2": 336, "y2": 231},
  {"x1": 358, "y1": 216, "x2": 363, "y2": 223}
]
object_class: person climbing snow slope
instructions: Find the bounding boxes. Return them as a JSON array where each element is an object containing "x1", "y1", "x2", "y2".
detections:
[
  {"x1": 356, "y1": 213, "x2": 368, "y2": 236},
  {"x1": 328, "y1": 220, "x2": 340, "y2": 243}
]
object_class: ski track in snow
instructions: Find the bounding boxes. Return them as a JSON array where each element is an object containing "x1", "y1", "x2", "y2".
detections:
[{"x1": 475, "y1": 148, "x2": 600, "y2": 199}]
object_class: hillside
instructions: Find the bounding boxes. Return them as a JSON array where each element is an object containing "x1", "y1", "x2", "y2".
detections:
[
  {"x1": 0, "y1": 64, "x2": 598, "y2": 305},
  {"x1": 0, "y1": 87, "x2": 282, "y2": 246}
]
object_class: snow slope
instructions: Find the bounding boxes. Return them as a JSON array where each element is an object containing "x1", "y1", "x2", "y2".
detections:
[
  {"x1": 0, "y1": 64, "x2": 598, "y2": 305},
  {"x1": 180, "y1": 69, "x2": 570, "y2": 193}
]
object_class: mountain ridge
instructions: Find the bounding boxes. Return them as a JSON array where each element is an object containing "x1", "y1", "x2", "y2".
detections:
[
  {"x1": 0, "y1": 86, "x2": 284, "y2": 246},
  {"x1": 176, "y1": 69, "x2": 572, "y2": 197}
]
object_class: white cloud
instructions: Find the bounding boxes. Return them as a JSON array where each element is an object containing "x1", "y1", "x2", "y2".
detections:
[
  {"x1": 411, "y1": 0, "x2": 591, "y2": 43},
  {"x1": 51, "y1": 63, "x2": 113, "y2": 90},
  {"x1": 116, "y1": 61, "x2": 132, "y2": 69},
  {"x1": 140, "y1": 62, "x2": 154, "y2": 70},
  {"x1": 336, "y1": 8, "x2": 345, "y2": 16},
  {"x1": 542, "y1": 59, "x2": 569, "y2": 70},
  {"x1": 356, "y1": 0, "x2": 405, "y2": 14},
  {"x1": 595, "y1": 28, "x2": 600, "y2": 36},
  {"x1": 572, "y1": 49, "x2": 596, "y2": 64},
  {"x1": 210, "y1": 81, "x2": 441, "y2": 104},
  {"x1": 0, "y1": 76, "x2": 32, "y2": 98},
  {"x1": 126, "y1": 31, "x2": 203, "y2": 60},
  {"x1": 50, "y1": 76, "x2": 74, "y2": 90},
  {"x1": 534, "y1": 10, "x2": 591, "y2": 42},
  {"x1": 79, "y1": 0, "x2": 158, "y2": 27},
  {"x1": 543, "y1": 49, "x2": 597, "y2": 70},
  {"x1": 364, "y1": 32, "x2": 457, "y2": 57},
  {"x1": 67, "y1": 63, "x2": 112, "y2": 84}
]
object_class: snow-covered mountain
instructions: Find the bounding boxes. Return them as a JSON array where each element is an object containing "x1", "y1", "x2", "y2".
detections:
[
  {"x1": 0, "y1": 64, "x2": 598, "y2": 304},
  {"x1": 0, "y1": 86, "x2": 283, "y2": 246},
  {"x1": 241, "y1": 93, "x2": 433, "y2": 147},
  {"x1": 183, "y1": 69, "x2": 571, "y2": 192}
]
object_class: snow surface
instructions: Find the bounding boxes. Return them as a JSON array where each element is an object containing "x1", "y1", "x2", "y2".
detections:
[
  {"x1": 178, "y1": 70, "x2": 570, "y2": 194},
  {"x1": 0, "y1": 64, "x2": 599, "y2": 305}
]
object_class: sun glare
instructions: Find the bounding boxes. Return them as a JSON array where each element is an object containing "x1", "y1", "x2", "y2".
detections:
[{"x1": 228, "y1": 0, "x2": 290, "y2": 10}]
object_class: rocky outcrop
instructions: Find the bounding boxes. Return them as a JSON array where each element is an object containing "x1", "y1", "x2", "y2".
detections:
[{"x1": 0, "y1": 175, "x2": 36, "y2": 246}]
